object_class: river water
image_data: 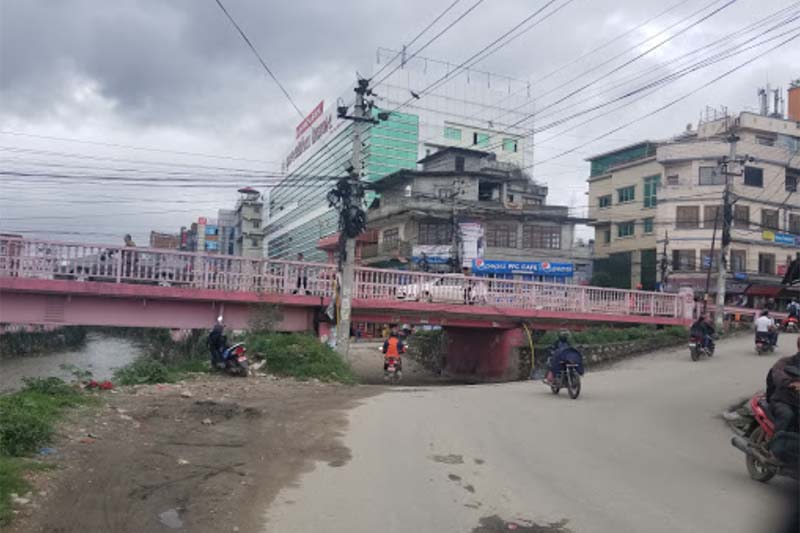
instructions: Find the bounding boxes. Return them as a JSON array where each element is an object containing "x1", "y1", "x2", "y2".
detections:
[{"x1": 0, "y1": 333, "x2": 143, "y2": 393}]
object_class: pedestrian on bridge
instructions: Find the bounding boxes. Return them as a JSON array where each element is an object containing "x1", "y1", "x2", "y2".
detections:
[{"x1": 293, "y1": 252, "x2": 309, "y2": 295}]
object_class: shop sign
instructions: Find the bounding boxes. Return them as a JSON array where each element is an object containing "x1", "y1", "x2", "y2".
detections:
[
  {"x1": 762, "y1": 230, "x2": 775, "y2": 241},
  {"x1": 471, "y1": 259, "x2": 574, "y2": 276},
  {"x1": 412, "y1": 245, "x2": 451, "y2": 265},
  {"x1": 774, "y1": 233, "x2": 795, "y2": 245}
]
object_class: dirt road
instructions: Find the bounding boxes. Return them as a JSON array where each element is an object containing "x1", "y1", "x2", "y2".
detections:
[
  {"x1": 8, "y1": 375, "x2": 373, "y2": 533},
  {"x1": 264, "y1": 334, "x2": 799, "y2": 533}
]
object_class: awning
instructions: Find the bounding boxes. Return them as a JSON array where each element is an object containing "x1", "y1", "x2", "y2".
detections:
[{"x1": 745, "y1": 285, "x2": 783, "y2": 297}]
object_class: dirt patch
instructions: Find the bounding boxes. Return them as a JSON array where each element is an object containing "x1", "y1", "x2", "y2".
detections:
[
  {"x1": 448, "y1": 473, "x2": 462, "y2": 482},
  {"x1": 431, "y1": 454, "x2": 464, "y2": 465},
  {"x1": 470, "y1": 515, "x2": 572, "y2": 533},
  {"x1": 6, "y1": 374, "x2": 374, "y2": 533}
]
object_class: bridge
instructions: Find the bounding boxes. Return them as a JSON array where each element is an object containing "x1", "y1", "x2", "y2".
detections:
[{"x1": 0, "y1": 236, "x2": 693, "y2": 378}]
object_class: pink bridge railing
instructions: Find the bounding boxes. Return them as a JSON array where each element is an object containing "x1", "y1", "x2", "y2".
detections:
[
  {"x1": 0, "y1": 236, "x2": 687, "y2": 320},
  {"x1": 354, "y1": 267, "x2": 682, "y2": 318}
]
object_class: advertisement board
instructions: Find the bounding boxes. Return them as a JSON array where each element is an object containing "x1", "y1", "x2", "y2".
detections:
[
  {"x1": 458, "y1": 220, "x2": 484, "y2": 268},
  {"x1": 471, "y1": 259, "x2": 574, "y2": 277},
  {"x1": 411, "y1": 245, "x2": 451, "y2": 264}
]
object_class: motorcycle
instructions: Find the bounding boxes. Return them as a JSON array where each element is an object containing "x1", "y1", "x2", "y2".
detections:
[
  {"x1": 783, "y1": 316, "x2": 799, "y2": 333},
  {"x1": 730, "y1": 394, "x2": 798, "y2": 483},
  {"x1": 688, "y1": 335, "x2": 714, "y2": 361},
  {"x1": 755, "y1": 332, "x2": 776, "y2": 355},
  {"x1": 220, "y1": 342, "x2": 249, "y2": 377},
  {"x1": 546, "y1": 348, "x2": 583, "y2": 399},
  {"x1": 379, "y1": 345, "x2": 403, "y2": 383}
]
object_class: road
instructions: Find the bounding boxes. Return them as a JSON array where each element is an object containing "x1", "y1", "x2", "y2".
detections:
[{"x1": 263, "y1": 334, "x2": 799, "y2": 533}]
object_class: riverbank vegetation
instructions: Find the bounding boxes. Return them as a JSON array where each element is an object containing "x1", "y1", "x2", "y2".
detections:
[{"x1": 0, "y1": 377, "x2": 90, "y2": 525}]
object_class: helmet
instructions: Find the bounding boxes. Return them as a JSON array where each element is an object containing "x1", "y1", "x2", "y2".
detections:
[
  {"x1": 558, "y1": 330, "x2": 569, "y2": 341},
  {"x1": 217, "y1": 316, "x2": 224, "y2": 324}
]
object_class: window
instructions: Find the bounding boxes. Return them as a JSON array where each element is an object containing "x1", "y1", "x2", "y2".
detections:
[
  {"x1": 672, "y1": 250, "x2": 696, "y2": 271},
  {"x1": 478, "y1": 181, "x2": 500, "y2": 201},
  {"x1": 455, "y1": 156, "x2": 465, "y2": 172},
  {"x1": 252, "y1": 220, "x2": 261, "y2": 229},
  {"x1": 502, "y1": 138, "x2": 518, "y2": 152},
  {"x1": 758, "y1": 253, "x2": 775, "y2": 275},
  {"x1": 761, "y1": 209, "x2": 779, "y2": 230},
  {"x1": 603, "y1": 228, "x2": 611, "y2": 244},
  {"x1": 250, "y1": 238, "x2": 260, "y2": 247},
  {"x1": 438, "y1": 188, "x2": 453, "y2": 199},
  {"x1": 700, "y1": 249, "x2": 721, "y2": 269},
  {"x1": 744, "y1": 166, "x2": 764, "y2": 187},
  {"x1": 617, "y1": 185, "x2": 635, "y2": 203},
  {"x1": 667, "y1": 174, "x2": 679, "y2": 186},
  {"x1": 699, "y1": 166, "x2": 725, "y2": 185},
  {"x1": 506, "y1": 193, "x2": 515, "y2": 203},
  {"x1": 598, "y1": 195, "x2": 612, "y2": 208},
  {"x1": 733, "y1": 205, "x2": 750, "y2": 228},
  {"x1": 731, "y1": 250, "x2": 747, "y2": 273},
  {"x1": 790, "y1": 214, "x2": 800, "y2": 235},
  {"x1": 444, "y1": 126, "x2": 462, "y2": 141},
  {"x1": 787, "y1": 168, "x2": 799, "y2": 192},
  {"x1": 486, "y1": 223, "x2": 517, "y2": 248},
  {"x1": 617, "y1": 221, "x2": 635, "y2": 238},
  {"x1": 522, "y1": 225, "x2": 561, "y2": 249},
  {"x1": 643, "y1": 218, "x2": 654, "y2": 234},
  {"x1": 418, "y1": 223, "x2": 451, "y2": 245},
  {"x1": 643, "y1": 175, "x2": 660, "y2": 208},
  {"x1": 676, "y1": 206, "x2": 700, "y2": 229},
  {"x1": 703, "y1": 205, "x2": 722, "y2": 228},
  {"x1": 755, "y1": 134, "x2": 776, "y2": 146},
  {"x1": 382, "y1": 228, "x2": 399, "y2": 248},
  {"x1": 473, "y1": 132, "x2": 489, "y2": 146}
]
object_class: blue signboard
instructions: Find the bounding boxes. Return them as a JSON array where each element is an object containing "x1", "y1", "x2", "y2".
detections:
[
  {"x1": 471, "y1": 259, "x2": 573, "y2": 277},
  {"x1": 774, "y1": 233, "x2": 795, "y2": 245},
  {"x1": 411, "y1": 255, "x2": 450, "y2": 265},
  {"x1": 734, "y1": 272, "x2": 748, "y2": 281}
]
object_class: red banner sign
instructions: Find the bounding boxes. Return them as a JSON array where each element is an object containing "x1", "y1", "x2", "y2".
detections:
[{"x1": 295, "y1": 101, "x2": 324, "y2": 139}]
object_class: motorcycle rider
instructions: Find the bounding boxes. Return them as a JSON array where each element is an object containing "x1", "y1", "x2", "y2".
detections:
[
  {"x1": 767, "y1": 336, "x2": 800, "y2": 433},
  {"x1": 207, "y1": 316, "x2": 226, "y2": 369},
  {"x1": 755, "y1": 309, "x2": 778, "y2": 348},
  {"x1": 545, "y1": 330, "x2": 583, "y2": 384},
  {"x1": 382, "y1": 327, "x2": 405, "y2": 373},
  {"x1": 690, "y1": 312, "x2": 715, "y2": 352},
  {"x1": 787, "y1": 299, "x2": 799, "y2": 320}
]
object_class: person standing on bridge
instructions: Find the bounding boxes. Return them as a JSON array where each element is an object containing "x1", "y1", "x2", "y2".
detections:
[{"x1": 293, "y1": 252, "x2": 310, "y2": 295}]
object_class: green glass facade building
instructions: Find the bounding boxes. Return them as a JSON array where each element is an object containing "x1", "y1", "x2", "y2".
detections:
[{"x1": 266, "y1": 110, "x2": 419, "y2": 261}]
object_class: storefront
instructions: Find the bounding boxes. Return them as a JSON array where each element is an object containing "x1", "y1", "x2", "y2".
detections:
[{"x1": 470, "y1": 259, "x2": 574, "y2": 283}]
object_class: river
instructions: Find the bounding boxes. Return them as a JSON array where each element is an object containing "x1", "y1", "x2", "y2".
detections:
[{"x1": 0, "y1": 333, "x2": 143, "y2": 393}]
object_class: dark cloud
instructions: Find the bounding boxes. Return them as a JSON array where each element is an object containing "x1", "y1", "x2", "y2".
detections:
[{"x1": 0, "y1": 0, "x2": 797, "y2": 241}]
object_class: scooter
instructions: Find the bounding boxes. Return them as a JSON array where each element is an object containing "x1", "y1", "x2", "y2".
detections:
[
  {"x1": 730, "y1": 394, "x2": 798, "y2": 483},
  {"x1": 220, "y1": 343, "x2": 249, "y2": 377},
  {"x1": 783, "y1": 316, "x2": 799, "y2": 333}
]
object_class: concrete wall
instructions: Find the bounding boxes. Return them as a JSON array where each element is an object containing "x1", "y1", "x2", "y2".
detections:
[{"x1": 444, "y1": 326, "x2": 525, "y2": 380}]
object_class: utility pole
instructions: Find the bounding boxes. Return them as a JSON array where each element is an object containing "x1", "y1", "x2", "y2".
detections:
[
  {"x1": 715, "y1": 131, "x2": 740, "y2": 331},
  {"x1": 332, "y1": 78, "x2": 388, "y2": 359},
  {"x1": 659, "y1": 230, "x2": 669, "y2": 291}
]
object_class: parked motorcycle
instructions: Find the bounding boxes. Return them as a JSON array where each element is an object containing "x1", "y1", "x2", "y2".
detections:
[
  {"x1": 755, "y1": 332, "x2": 776, "y2": 355},
  {"x1": 730, "y1": 394, "x2": 798, "y2": 483},
  {"x1": 783, "y1": 316, "x2": 799, "y2": 333},
  {"x1": 688, "y1": 335, "x2": 714, "y2": 361},
  {"x1": 220, "y1": 343, "x2": 249, "y2": 377}
]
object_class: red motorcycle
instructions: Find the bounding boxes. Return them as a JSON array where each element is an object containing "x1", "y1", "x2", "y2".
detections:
[
  {"x1": 730, "y1": 394, "x2": 798, "y2": 482},
  {"x1": 783, "y1": 316, "x2": 799, "y2": 333}
]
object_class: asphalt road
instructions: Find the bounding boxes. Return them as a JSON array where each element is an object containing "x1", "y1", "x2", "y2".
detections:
[{"x1": 263, "y1": 334, "x2": 799, "y2": 533}]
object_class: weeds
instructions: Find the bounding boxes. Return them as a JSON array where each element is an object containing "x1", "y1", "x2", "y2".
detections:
[
  {"x1": 247, "y1": 332, "x2": 356, "y2": 383},
  {"x1": 538, "y1": 325, "x2": 687, "y2": 346}
]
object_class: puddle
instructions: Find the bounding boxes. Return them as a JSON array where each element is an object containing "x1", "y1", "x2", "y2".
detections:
[{"x1": 158, "y1": 508, "x2": 184, "y2": 529}]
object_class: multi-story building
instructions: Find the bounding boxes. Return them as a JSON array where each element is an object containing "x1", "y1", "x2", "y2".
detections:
[
  {"x1": 365, "y1": 147, "x2": 591, "y2": 283},
  {"x1": 589, "y1": 86, "x2": 799, "y2": 305},
  {"x1": 234, "y1": 187, "x2": 264, "y2": 258},
  {"x1": 217, "y1": 209, "x2": 237, "y2": 256},
  {"x1": 149, "y1": 231, "x2": 180, "y2": 250},
  {"x1": 265, "y1": 50, "x2": 534, "y2": 262}
]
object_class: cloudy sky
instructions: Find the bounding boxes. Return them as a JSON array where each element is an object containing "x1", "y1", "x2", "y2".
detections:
[{"x1": 0, "y1": 0, "x2": 797, "y2": 245}]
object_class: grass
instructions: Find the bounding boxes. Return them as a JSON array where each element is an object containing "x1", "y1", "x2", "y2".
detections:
[
  {"x1": 538, "y1": 325, "x2": 687, "y2": 346},
  {"x1": 247, "y1": 332, "x2": 356, "y2": 384},
  {"x1": 0, "y1": 377, "x2": 89, "y2": 525}
]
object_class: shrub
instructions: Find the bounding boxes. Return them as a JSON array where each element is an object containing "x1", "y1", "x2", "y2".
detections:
[
  {"x1": 246, "y1": 332, "x2": 356, "y2": 383},
  {"x1": 113, "y1": 358, "x2": 177, "y2": 385},
  {"x1": 538, "y1": 325, "x2": 688, "y2": 346}
]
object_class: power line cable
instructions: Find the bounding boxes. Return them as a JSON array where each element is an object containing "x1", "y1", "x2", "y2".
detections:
[{"x1": 213, "y1": 0, "x2": 304, "y2": 119}]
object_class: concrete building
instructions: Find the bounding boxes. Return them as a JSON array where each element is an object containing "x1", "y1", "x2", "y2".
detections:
[
  {"x1": 588, "y1": 89, "x2": 799, "y2": 305},
  {"x1": 149, "y1": 231, "x2": 180, "y2": 250},
  {"x1": 365, "y1": 147, "x2": 591, "y2": 283},
  {"x1": 265, "y1": 50, "x2": 534, "y2": 262},
  {"x1": 234, "y1": 187, "x2": 264, "y2": 258},
  {"x1": 218, "y1": 209, "x2": 237, "y2": 256}
]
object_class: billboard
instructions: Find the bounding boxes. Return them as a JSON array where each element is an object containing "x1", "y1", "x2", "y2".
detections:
[
  {"x1": 471, "y1": 259, "x2": 574, "y2": 277},
  {"x1": 458, "y1": 220, "x2": 484, "y2": 268}
]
